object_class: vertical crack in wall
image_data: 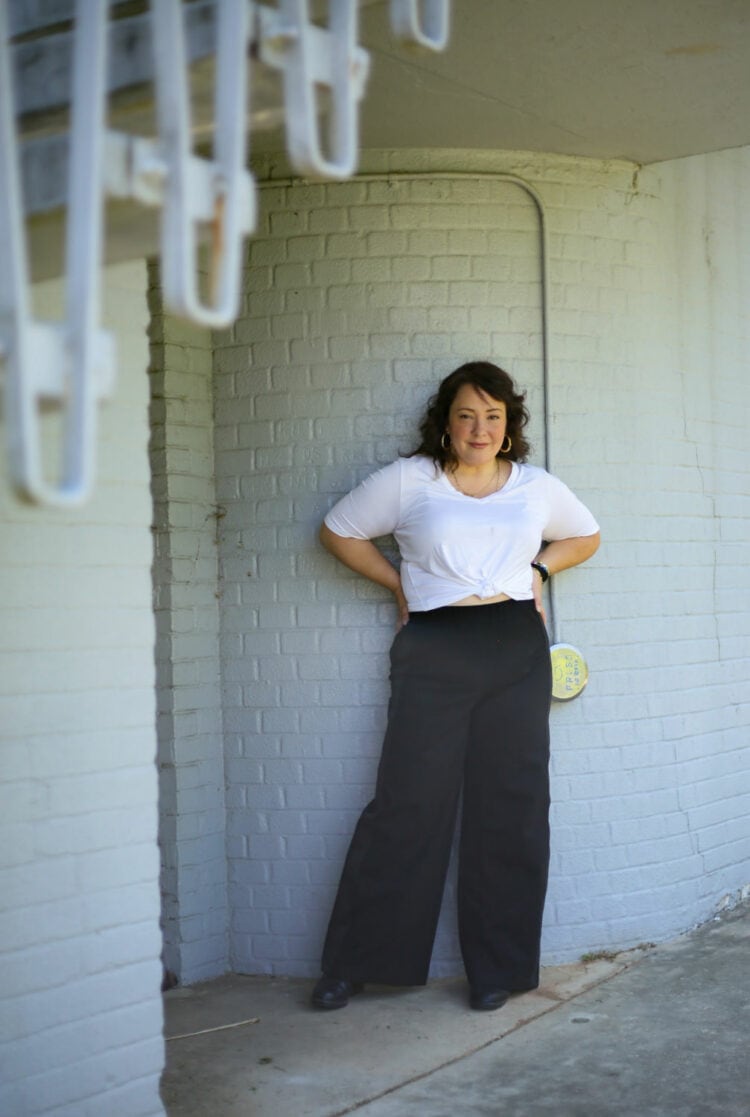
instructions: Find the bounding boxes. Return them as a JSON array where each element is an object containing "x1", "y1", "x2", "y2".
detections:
[
  {"x1": 147, "y1": 259, "x2": 181, "y2": 986},
  {"x1": 147, "y1": 257, "x2": 230, "y2": 984}
]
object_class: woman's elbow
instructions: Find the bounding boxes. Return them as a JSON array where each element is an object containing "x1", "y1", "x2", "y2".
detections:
[
  {"x1": 320, "y1": 521, "x2": 349, "y2": 555},
  {"x1": 585, "y1": 531, "x2": 601, "y2": 559},
  {"x1": 319, "y1": 521, "x2": 335, "y2": 551}
]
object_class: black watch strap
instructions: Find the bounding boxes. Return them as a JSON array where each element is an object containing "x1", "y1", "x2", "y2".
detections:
[{"x1": 531, "y1": 561, "x2": 550, "y2": 583}]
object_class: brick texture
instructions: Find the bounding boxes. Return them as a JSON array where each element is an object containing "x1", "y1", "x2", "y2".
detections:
[
  {"x1": 0, "y1": 262, "x2": 165, "y2": 1116},
  {"x1": 212, "y1": 149, "x2": 750, "y2": 976},
  {"x1": 148, "y1": 260, "x2": 229, "y2": 985},
  {"x1": 4, "y1": 147, "x2": 747, "y2": 1117},
  {"x1": 3, "y1": 144, "x2": 748, "y2": 1114}
]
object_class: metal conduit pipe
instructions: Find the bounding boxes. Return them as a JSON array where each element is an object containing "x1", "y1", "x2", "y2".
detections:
[{"x1": 258, "y1": 170, "x2": 559, "y2": 641}]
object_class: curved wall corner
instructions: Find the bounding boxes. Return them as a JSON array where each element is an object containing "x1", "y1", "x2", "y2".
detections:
[{"x1": 213, "y1": 149, "x2": 750, "y2": 975}]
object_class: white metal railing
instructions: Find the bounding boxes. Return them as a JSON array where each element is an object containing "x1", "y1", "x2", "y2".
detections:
[
  {"x1": 1, "y1": 0, "x2": 451, "y2": 507},
  {"x1": 148, "y1": 0, "x2": 255, "y2": 327},
  {"x1": 0, "y1": 0, "x2": 114, "y2": 506},
  {"x1": 390, "y1": 0, "x2": 450, "y2": 51},
  {"x1": 259, "y1": 0, "x2": 370, "y2": 179}
]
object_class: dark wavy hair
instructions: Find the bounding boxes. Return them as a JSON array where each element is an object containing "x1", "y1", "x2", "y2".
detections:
[{"x1": 411, "y1": 361, "x2": 531, "y2": 466}]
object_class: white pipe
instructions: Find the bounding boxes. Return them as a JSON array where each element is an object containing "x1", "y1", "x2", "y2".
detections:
[{"x1": 258, "y1": 170, "x2": 558, "y2": 640}]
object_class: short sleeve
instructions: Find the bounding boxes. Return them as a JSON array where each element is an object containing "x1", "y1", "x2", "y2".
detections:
[
  {"x1": 324, "y1": 460, "x2": 403, "y2": 540},
  {"x1": 542, "y1": 472, "x2": 600, "y2": 540}
]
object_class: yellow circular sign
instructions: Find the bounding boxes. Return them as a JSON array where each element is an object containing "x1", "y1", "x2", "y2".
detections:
[{"x1": 550, "y1": 643, "x2": 589, "y2": 701}]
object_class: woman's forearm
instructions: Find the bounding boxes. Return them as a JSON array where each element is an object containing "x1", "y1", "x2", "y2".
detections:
[
  {"x1": 319, "y1": 524, "x2": 409, "y2": 627},
  {"x1": 534, "y1": 532, "x2": 600, "y2": 576},
  {"x1": 319, "y1": 524, "x2": 402, "y2": 595}
]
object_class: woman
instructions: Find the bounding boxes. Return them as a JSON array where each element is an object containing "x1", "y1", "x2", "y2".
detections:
[{"x1": 312, "y1": 361, "x2": 600, "y2": 1012}]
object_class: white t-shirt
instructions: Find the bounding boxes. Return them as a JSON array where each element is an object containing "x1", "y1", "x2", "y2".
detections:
[{"x1": 324, "y1": 455, "x2": 599, "y2": 612}]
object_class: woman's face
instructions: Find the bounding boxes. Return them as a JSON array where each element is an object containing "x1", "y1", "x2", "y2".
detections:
[{"x1": 446, "y1": 383, "x2": 507, "y2": 468}]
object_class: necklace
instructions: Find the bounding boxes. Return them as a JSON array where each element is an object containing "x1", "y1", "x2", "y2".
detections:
[{"x1": 449, "y1": 461, "x2": 501, "y2": 498}]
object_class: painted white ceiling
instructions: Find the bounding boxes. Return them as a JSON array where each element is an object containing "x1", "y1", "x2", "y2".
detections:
[
  {"x1": 21, "y1": 0, "x2": 750, "y2": 280},
  {"x1": 266, "y1": 0, "x2": 750, "y2": 165}
]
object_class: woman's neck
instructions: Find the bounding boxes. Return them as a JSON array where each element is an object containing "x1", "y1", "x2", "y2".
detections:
[{"x1": 447, "y1": 459, "x2": 509, "y2": 498}]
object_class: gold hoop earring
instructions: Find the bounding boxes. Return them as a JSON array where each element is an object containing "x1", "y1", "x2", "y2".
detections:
[
  {"x1": 441, "y1": 433, "x2": 450, "y2": 451},
  {"x1": 500, "y1": 435, "x2": 512, "y2": 454}
]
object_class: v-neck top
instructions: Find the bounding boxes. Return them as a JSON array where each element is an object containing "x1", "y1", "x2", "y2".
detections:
[{"x1": 324, "y1": 455, "x2": 599, "y2": 611}]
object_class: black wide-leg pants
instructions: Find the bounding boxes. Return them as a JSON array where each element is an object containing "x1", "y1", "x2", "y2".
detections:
[{"x1": 321, "y1": 599, "x2": 552, "y2": 991}]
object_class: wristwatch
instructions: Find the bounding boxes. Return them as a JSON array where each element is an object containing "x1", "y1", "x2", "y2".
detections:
[{"x1": 531, "y1": 561, "x2": 550, "y2": 583}]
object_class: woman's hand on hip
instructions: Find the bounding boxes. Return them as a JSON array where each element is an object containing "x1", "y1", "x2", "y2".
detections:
[
  {"x1": 394, "y1": 584, "x2": 410, "y2": 631},
  {"x1": 319, "y1": 524, "x2": 409, "y2": 629},
  {"x1": 532, "y1": 567, "x2": 547, "y2": 625}
]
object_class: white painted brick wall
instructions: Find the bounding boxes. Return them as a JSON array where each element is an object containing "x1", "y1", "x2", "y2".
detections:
[
  {"x1": 0, "y1": 262, "x2": 165, "y2": 1115},
  {"x1": 148, "y1": 261, "x2": 229, "y2": 985},
  {"x1": 211, "y1": 147, "x2": 750, "y2": 977}
]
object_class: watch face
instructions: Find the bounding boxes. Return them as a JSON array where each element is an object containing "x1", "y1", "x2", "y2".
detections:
[{"x1": 550, "y1": 643, "x2": 588, "y2": 701}]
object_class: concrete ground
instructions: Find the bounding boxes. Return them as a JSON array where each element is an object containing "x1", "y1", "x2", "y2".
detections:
[{"x1": 161, "y1": 901, "x2": 749, "y2": 1116}]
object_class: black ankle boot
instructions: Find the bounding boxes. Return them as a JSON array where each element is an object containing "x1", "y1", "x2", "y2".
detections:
[
  {"x1": 311, "y1": 976, "x2": 364, "y2": 1010},
  {"x1": 469, "y1": 987, "x2": 510, "y2": 1011}
]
